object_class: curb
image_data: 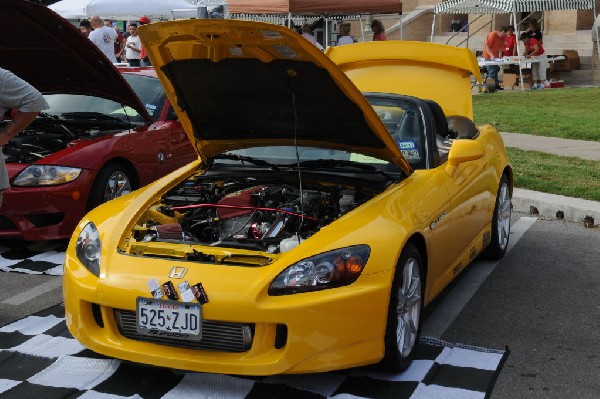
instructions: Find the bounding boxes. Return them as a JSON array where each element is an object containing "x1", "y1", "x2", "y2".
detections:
[{"x1": 512, "y1": 188, "x2": 599, "y2": 225}]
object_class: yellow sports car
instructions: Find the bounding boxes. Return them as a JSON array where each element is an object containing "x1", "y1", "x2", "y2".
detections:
[{"x1": 64, "y1": 20, "x2": 512, "y2": 375}]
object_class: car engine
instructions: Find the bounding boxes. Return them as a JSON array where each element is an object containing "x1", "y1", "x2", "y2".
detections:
[
  {"x1": 1, "y1": 118, "x2": 126, "y2": 164},
  {"x1": 134, "y1": 175, "x2": 383, "y2": 253}
]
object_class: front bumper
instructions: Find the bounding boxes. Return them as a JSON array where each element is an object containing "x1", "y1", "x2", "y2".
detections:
[
  {"x1": 0, "y1": 170, "x2": 94, "y2": 240},
  {"x1": 63, "y1": 250, "x2": 393, "y2": 375}
]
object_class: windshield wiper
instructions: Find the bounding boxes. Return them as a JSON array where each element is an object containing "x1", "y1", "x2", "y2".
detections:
[
  {"x1": 35, "y1": 112, "x2": 76, "y2": 139},
  {"x1": 61, "y1": 112, "x2": 132, "y2": 126},
  {"x1": 212, "y1": 153, "x2": 281, "y2": 172},
  {"x1": 297, "y1": 159, "x2": 393, "y2": 180}
]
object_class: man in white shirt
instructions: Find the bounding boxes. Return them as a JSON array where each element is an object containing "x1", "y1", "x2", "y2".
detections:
[
  {"x1": 301, "y1": 24, "x2": 324, "y2": 50},
  {"x1": 0, "y1": 68, "x2": 49, "y2": 207},
  {"x1": 88, "y1": 15, "x2": 118, "y2": 63}
]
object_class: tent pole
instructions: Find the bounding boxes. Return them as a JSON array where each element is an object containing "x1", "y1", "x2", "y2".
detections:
[
  {"x1": 513, "y1": 8, "x2": 525, "y2": 91},
  {"x1": 431, "y1": 12, "x2": 436, "y2": 42},
  {"x1": 400, "y1": 14, "x2": 403, "y2": 40},
  {"x1": 288, "y1": 12, "x2": 291, "y2": 28},
  {"x1": 360, "y1": 16, "x2": 365, "y2": 42}
]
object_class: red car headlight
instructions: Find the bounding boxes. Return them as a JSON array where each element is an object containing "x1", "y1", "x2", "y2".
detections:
[
  {"x1": 268, "y1": 245, "x2": 370, "y2": 295},
  {"x1": 13, "y1": 165, "x2": 82, "y2": 186}
]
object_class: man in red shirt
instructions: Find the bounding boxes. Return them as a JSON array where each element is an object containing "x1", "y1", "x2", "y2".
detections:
[
  {"x1": 138, "y1": 16, "x2": 152, "y2": 66},
  {"x1": 482, "y1": 26, "x2": 507, "y2": 90}
]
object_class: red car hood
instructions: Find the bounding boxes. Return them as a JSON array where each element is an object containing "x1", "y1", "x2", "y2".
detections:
[{"x1": 0, "y1": 0, "x2": 151, "y2": 122}]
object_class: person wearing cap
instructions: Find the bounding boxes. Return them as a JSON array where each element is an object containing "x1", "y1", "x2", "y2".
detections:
[{"x1": 138, "y1": 16, "x2": 152, "y2": 66}]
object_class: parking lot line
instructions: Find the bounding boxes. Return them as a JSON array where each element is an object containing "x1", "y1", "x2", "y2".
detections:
[{"x1": 421, "y1": 216, "x2": 538, "y2": 338}]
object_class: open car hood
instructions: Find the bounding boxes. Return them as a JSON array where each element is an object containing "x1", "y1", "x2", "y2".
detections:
[
  {"x1": 138, "y1": 19, "x2": 411, "y2": 173},
  {"x1": 0, "y1": 0, "x2": 151, "y2": 122}
]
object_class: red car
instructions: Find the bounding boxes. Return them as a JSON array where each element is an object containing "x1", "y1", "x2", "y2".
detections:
[{"x1": 0, "y1": 0, "x2": 196, "y2": 241}]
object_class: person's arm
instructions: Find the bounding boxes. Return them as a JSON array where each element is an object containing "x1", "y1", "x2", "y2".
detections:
[
  {"x1": 0, "y1": 111, "x2": 39, "y2": 146},
  {"x1": 484, "y1": 33, "x2": 496, "y2": 58},
  {"x1": 126, "y1": 39, "x2": 141, "y2": 53}
]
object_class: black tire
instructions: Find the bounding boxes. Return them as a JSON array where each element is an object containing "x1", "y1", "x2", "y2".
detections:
[
  {"x1": 481, "y1": 174, "x2": 511, "y2": 260},
  {"x1": 380, "y1": 242, "x2": 424, "y2": 372},
  {"x1": 88, "y1": 162, "x2": 136, "y2": 210}
]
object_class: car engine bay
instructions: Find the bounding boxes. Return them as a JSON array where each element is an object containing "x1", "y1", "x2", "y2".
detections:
[
  {"x1": 2, "y1": 116, "x2": 131, "y2": 164},
  {"x1": 129, "y1": 171, "x2": 387, "y2": 256}
]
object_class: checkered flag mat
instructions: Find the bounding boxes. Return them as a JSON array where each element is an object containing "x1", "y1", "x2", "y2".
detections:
[
  {"x1": 0, "y1": 241, "x2": 66, "y2": 275},
  {"x1": 0, "y1": 304, "x2": 508, "y2": 399}
]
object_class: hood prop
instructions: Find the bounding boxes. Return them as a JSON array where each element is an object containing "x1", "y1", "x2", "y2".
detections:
[{"x1": 288, "y1": 68, "x2": 305, "y2": 245}]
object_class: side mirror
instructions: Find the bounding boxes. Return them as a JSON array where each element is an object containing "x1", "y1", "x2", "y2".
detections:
[{"x1": 446, "y1": 139, "x2": 484, "y2": 177}]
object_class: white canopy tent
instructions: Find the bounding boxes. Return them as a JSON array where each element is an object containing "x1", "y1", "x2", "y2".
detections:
[
  {"x1": 432, "y1": 0, "x2": 595, "y2": 90},
  {"x1": 48, "y1": 0, "x2": 225, "y2": 20}
]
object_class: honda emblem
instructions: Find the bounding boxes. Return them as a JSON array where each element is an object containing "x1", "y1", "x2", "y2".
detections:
[{"x1": 168, "y1": 266, "x2": 187, "y2": 279}]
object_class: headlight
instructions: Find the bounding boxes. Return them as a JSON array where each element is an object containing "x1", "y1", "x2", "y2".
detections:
[
  {"x1": 13, "y1": 165, "x2": 82, "y2": 186},
  {"x1": 75, "y1": 222, "x2": 101, "y2": 276},
  {"x1": 269, "y1": 245, "x2": 370, "y2": 296}
]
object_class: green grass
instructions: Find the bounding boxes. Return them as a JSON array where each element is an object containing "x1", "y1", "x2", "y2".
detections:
[
  {"x1": 472, "y1": 87, "x2": 600, "y2": 199},
  {"x1": 507, "y1": 148, "x2": 600, "y2": 201},
  {"x1": 473, "y1": 87, "x2": 600, "y2": 141}
]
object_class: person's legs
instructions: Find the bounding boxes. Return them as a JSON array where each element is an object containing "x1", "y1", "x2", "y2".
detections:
[
  {"x1": 127, "y1": 58, "x2": 140, "y2": 67},
  {"x1": 487, "y1": 65, "x2": 501, "y2": 88},
  {"x1": 531, "y1": 63, "x2": 542, "y2": 89}
]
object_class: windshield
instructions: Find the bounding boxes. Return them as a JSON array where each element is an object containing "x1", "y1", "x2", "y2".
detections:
[
  {"x1": 229, "y1": 146, "x2": 370, "y2": 164},
  {"x1": 227, "y1": 95, "x2": 424, "y2": 170},
  {"x1": 42, "y1": 74, "x2": 165, "y2": 124},
  {"x1": 366, "y1": 95, "x2": 426, "y2": 169},
  {"x1": 122, "y1": 74, "x2": 166, "y2": 121}
]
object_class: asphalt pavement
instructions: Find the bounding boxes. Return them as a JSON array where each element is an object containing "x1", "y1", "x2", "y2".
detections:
[{"x1": 500, "y1": 132, "x2": 600, "y2": 225}]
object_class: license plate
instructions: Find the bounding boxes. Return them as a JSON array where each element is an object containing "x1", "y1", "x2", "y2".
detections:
[{"x1": 136, "y1": 297, "x2": 202, "y2": 341}]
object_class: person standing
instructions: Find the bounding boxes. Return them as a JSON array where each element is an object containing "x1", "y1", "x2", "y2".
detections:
[
  {"x1": 482, "y1": 26, "x2": 507, "y2": 90},
  {"x1": 301, "y1": 24, "x2": 324, "y2": 50},
  {"x1": 0, "y1": 68, "x2": 49, "y2": 207},
  {"x1": 337, "y1": 23, "x2": 353, "y2": 46},
  {"x1": 138, "y1": 16, "x2": 152, "y2": 66},
  {"x1": 526, "y1": 19, "x2": 543, "y2": 43},
  {"x1": 104, "y1": 20, "x2": 125, "y2": 62},
  {"x1": 88, "y1": 15, "x2": 118, "y2": 63},
  {"x1": 502, "y1": 25, "x2": 517, "y2": 56},
  {"x1": 520, "y1": 32, "x2": 548, "y2": 90},
  {"x1": 371, "y1": 19, "x2": 388, "y2": 41},
  {"x1": 79, "y1": 20, "x2": 93, "y2": 37},
  {"x1": 125, "y1": 23, "x2": 142, "y2": 67}
]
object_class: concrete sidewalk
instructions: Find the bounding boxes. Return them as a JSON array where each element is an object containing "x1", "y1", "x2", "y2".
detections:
[
  {"x1": 501, "y1": 132, "x2": 600, "y2": 161},
  {"x1": 500, "y1": 132, "x2": 600, "y2": 225}
]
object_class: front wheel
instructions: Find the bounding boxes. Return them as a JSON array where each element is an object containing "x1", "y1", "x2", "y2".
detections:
[
  {"x1": 88, "y1": 163, "x2": 135, "y2": 210},
  {"x1": 482, "y1": 175, "x2": 511, "y2": 260},
  {"x1": 380, "y1": 242, "x2": 424, "y2": 372}
]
